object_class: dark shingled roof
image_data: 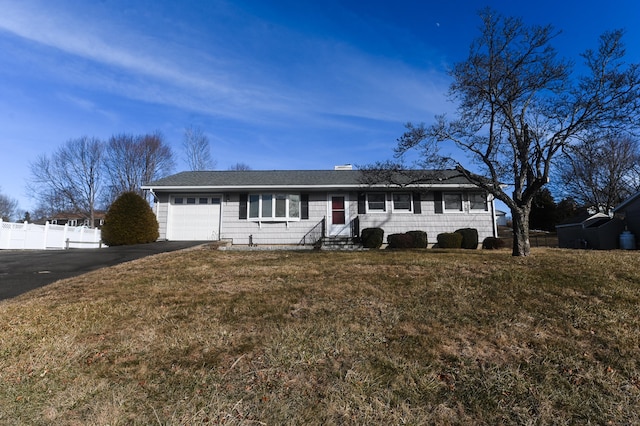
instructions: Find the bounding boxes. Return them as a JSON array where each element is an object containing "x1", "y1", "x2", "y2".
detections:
[
  {"x1": 143, "y1": 169, "x2": 477, "y2": 189},
  {"x1": 614, "y1": 190, "x2": 640, "y2": 213}
]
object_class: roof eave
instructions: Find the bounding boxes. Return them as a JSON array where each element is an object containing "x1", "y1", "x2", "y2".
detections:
[
  {"x1": 613, "y1": 191, "x2": 640, "y2": 213},
  {"x1": 141, "y1": 183, "x2": 480, "y2": 191}
]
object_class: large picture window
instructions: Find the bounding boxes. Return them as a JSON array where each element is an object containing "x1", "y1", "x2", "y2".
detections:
[
  {"x1": 248, "y1": 194, "x2": 301, "y2": 220},
  {"x1": 249, "y1": 194, "x2": 260, "y2": 217},
  {"x1": 289, "y1": 194, "x2": 300, "y2": 218},
  {"x1": 261, "y1": 194, "x2": 273, "y2": 217}
]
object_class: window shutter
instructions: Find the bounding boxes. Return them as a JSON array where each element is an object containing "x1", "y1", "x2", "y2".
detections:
[
  {"x1": 301, "y1": 193, "x2": 309, "y2": 219},
  {"x1": 239, "y1": 193, "x2": 248, "y2": 219},
  {"x1": 433, "y1": 191, "x2": 443, "y2": 214},
  {"x1": 358, "y1": 192, "x2": 366, "y2": 214},
  {"x1": 412, "y1": 192, "x2": 422, "y2": 214}
]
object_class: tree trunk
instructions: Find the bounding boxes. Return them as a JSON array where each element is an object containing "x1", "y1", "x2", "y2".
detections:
[{"x1": 511, "y1": 207, "x2": 531, "y2": 256}]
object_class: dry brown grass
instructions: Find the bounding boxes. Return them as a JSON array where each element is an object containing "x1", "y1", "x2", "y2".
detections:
[{"x1": 1, "y1": 247, "x2": 640, "y2": 424}]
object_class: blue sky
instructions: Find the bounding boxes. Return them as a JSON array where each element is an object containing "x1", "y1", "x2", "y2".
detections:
[{"x1": 1, "y1": 0, "x2": 639, "y2": 213}]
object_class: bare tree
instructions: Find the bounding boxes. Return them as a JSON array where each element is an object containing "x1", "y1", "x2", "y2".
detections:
[
  {"x1": 103, "y1": 133, "x2": 138, "y2": 200},
  {"x1": 183, "y1": 126, "x2": 215, "y2": 171},
  {"x1": 557, "y1": 135, "x2": 640, "y2": 213},
  {"x1": 104, "y1": 132, "x2": 175, "y2": 204},
  {"x1": 28, "y1": 137, "x2": 104, "y2": 227},
  {"x1": 227, "y1": 162, "x2": 252, "y2": 171},
  {"x1": 389, "y1": 9, "x2": 640, "y2": 256},
  {"x1": 139, "y1": 132, "x2": 175, "y2": 191},
  {"x1": 0, "y1": 188, "x2": 19, "y2": 221}
]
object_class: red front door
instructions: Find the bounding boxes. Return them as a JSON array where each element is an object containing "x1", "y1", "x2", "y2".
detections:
[
  {"x1": 332, "y1": 196, "x2": 345, "y2": 225},
  {"x1": 329, "y1": 195, "x2": 349, "y2": 236}
]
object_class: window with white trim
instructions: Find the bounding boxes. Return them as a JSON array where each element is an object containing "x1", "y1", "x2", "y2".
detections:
[
  {"x1": 289, "y1": 194, "x2": 300, "y2": 218},
  {"x1": 444, "y1": 193, "x2": 463, "y2": 212},
  {"x1": 392, "y1": 193, "x2": 412, "y2": 211},
  {"x1": 248, "y1": 194, "x2": 300, "y2": 220},
  {"x1": 469, "y1": 192, "x2": 488, "y2": 211},
  {"x1": 367, "y1": 193, "x2": 386, "y2": 212}
]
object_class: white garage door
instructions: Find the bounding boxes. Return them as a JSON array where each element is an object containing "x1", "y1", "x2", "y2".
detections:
[{"x1": 168, "y1": 195, "x2": 221, "y2": 241}]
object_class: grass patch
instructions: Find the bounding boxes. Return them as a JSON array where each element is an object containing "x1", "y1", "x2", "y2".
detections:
[{"x1": 1, "y1": 248, "x2": 640, "y2": 424}]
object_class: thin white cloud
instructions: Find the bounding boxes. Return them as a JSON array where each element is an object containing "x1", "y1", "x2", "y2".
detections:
[
  {"x1": 311, "y1": 47, "x2": 454, "y2": 122},
  {"x1": 0, "y1": 1, "x2": 452, "y2": 129},
  {"x1": 0, "y1": 2, "x2": 291, "y2": 118},
  {"x1": 55, "y1": 93, "x2": 119, "y2": 123},
  {"x1": 0, "y1": 3, "x2": 231, "y2": 93}
]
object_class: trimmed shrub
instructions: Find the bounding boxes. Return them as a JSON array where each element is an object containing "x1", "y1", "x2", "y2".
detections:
[
  {"x1": 387, "y1": 233, "x2": 415, "y2": 249},
  {"x1": 101, "y1": 192, "x2": 159, "y2": 246},
  {"x1": 482, "y1": 237, "x2": 506, "y2": 250},
  {"x1": 437, "y1": 232, "x2": 463, "y2": 249},
  {"x1": 406, "y1": 230, "x2": 428, "y2": 248},
  {"x1": 361, "y1": 227, "x2": 384, "y2": 249},
  {"x1": 455, "y1": 228, "x2": 479, "y2": 249}
]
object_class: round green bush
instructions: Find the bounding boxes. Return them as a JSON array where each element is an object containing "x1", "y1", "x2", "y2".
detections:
[
  {"x1": 101, "y1": 192, "x2": 159, "y2": 246},
  {"x1": 406, "y1": 230, "x2": 428, "y2": 248},
  {"x1": 361, "y1": 227, "x2": 384, "y2": 249},
  {"x1": 482, "y1": 237, "x2": 506, "y2": 250},
  {"x1": 437, "y1": 232, "x2": 463, "y2": 249},
  {"x1": 387, "y1": 233, "x2": 415, "y2": 249},
  {"x1": 455, "y1": 228, "x2": 479, "y2": 249}
]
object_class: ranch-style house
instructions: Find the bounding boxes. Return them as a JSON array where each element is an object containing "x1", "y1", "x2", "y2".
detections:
[{"x1": 142, "y1": 168, "x2": 499, "y2": 247}]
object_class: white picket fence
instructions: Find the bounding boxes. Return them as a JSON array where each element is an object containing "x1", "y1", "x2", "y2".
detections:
[{"x1": 0, "y1": 219, "x2": 103, "y2": 250}]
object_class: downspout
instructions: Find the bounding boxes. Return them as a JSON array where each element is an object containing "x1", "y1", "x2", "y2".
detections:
[
  {"x1": 148, "y1": 188, "x2": 163, "y2": 241},
  {"x1": 148, "y1": 188, "x2": 159, "y2": 216},
  {"x1": 490, "y1": 194, "x2": 498, "y2": 238}
]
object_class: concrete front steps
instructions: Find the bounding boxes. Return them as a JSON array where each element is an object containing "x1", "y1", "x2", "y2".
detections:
[{"x1": 317, "y1": 236, "x2": 364, "y2": 250}]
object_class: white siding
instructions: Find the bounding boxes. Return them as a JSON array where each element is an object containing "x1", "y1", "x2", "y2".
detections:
[
  {"x1": 220, "y1": 193, "x2": 331, "y2": 245},
  {"x1": 154, "y1": 190, "x2": 495, "y2": 245},
  {"x1": 154, "y1": 193, "x2": 170, "y2": 240},
  {"x1": 358, "y1": 191, "x2": 494, "y2": 244}
]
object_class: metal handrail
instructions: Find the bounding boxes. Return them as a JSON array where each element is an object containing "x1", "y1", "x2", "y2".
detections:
[{"x1": 299, "y1": 217, "x2": 325, "y2": 246}]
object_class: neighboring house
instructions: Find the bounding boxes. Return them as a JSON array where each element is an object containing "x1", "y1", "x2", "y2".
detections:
[
  {"x1": 556, "y1": 190, "x2": 640, "y2": 250},
  {"x1": 141, "y1": 169, "x2": 498, "y2": 247},
  {"x1": 495, "y1": 209, "x2": 508, "y2": 227},
  {"x1": 50, "y1": 211, "x2": 106, "y2": 228},
  {"x1": 612, "y1": 190, "x2": 640, "y2": 249},
  {"x1": 556, "y1": 213, "x2": 624, "y2": 250}
]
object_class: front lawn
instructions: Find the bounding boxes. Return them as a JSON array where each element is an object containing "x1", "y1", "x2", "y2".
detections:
[{"x1": 1, "y1": 248, "x2": 639, "y2": 424}]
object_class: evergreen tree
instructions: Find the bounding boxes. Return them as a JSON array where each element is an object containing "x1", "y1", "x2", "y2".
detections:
[{"x1": 101, "y1": 192, "x2": 159, "y2": 246}]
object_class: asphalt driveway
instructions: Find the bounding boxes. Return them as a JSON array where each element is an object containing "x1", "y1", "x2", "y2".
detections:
[{"x1": 0, "y1": 241, "x2": 204, "y2": 301}]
